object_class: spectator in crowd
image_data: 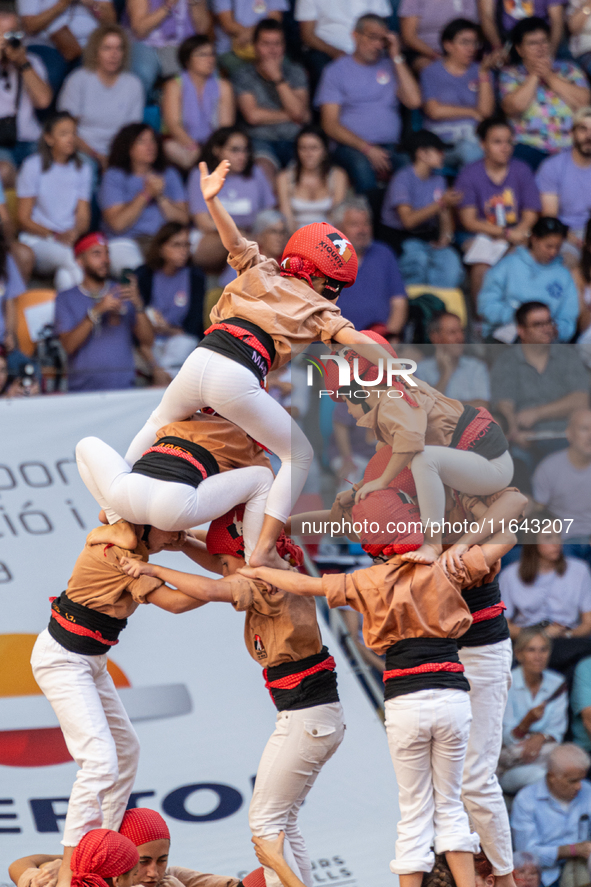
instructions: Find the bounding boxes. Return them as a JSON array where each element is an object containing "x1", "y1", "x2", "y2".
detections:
[
  {"x1": 232, "y1": 18, "x2": 310, "y2": 184},
  {"x1": 295, "y1": 0, "x2": 392, "y2": 87},
  {"x1": 0, "y1": 227, "x2": 26, "y2": 356},
  {"x1": 55, "y1": 232, "x2": 153, "y2": 392},
  {"x1": 99, "y1": 123, "x2": 188, "y2": 277},
  {"x1": 500, "y1": 627, "x2": 568, "y2": 795},
  {"x1": 457, "y1": 116, "x2": 541, "y2": 303},
  {"x1": 500, "y1": 17, "x2": 590, "y2": 172},
  {"x1": 57, "y1": 25, "x2": 144, "y2": 173},
  {"x1": 421, "y1": 18, "x2": 497, "y2": 169},
  {"x1": 188, "y1": 126, "x2": 275, "y2": 237},
  {"x1": 331, "y1": 196, "x2": 408, "y2": 341},
  {"x1": 0, "y1": 8, "x2": 52, "y2": 188},
  {"x1": 253, "y1": 206, "x2": 287, "y2": 259},
  {"x1": 317, "y1": 13, "x2": 421, "y2": 194},
  {"x1": 135, "y1": 222, "x2": 205, "y2": 383},
  {"x1": 574, "y1": 218, "x2": 591, "y2": 339},
  {"x1": 567, "y1": 0, "x2": 591, "y2": 80},
  {"x1": 0, "y1": 176, "x2": 34, "y2": 282},
  {"x1": 480, "y1": 0, "x2": 565, "y2": 54},
  {"x1": 0, "y1": 343, "x2": 40, "y2": 397},
  {"x1": 19, "y1": 0, "x2": 115, "y2": 96},
  {"x1": 126, "y1": 0, "x2": 210, "y2": 97},
  {"x1": 276, "y1": 125, "x2": 348, "y2": 233},
  {"x1": 398, "y1": 0, "x2": 479, "y2": 73},
  {"x1": 17, "y1": 111, "x2": 91, "y2": 289},
  {"x1": 381, "y1": 129, "x2": 464, "y2": 288},
  {"x1": 536, "y1": 108, "x2": 591, "y2": 267},
  {"x1": 414, "y1": 311, "x2": 491, "y2": 406},
  {"x1": 490, "y1": 301, "x2": 589, "y2": 463},
  {"x1": 478, "y1": 217, "x2": 579, "y2": 342},
  {"x1": 513, "y1": 852, "x2": 542, "y2": 887},
  {"x1": 533, "y1": 410, "x2": 591, "y2": 548},
  {"x1": 571, "y1": 655, "x2": 591, "y2": 753},
  {"x1": 212, "y1": 0, "x2": 287, "y2": 74},
  {"x1": 161, "y1": 35, "x2": 235, "y2": 172},
  {"x1": 511, "y1": 744, "x2": 591, "y2": 886}
]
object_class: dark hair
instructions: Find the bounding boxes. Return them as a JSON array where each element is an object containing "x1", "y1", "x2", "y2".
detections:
[
  {"x1": 441, "y1": 17, "x2": 480, "y2": 51},
  {"x1": 146, "y1": 221, "x2": 190, "y2": 270},
  {"x1": 476, "y1": 115, "x2": 512, "y2": 141},
  {"x1": 422, "y1": 856, "x2": 455, "y2": 887},
  {"x1": 177, "y1": 34, "x2": 212, "y2": 70},
  {"x1": 107, "y1": 123, "x2": 166, "y2": 173},
  {"x1": 474, "y1": 852, "x2": 493, "y2": 881},
  {"x1": 199, "y1": 126, "x2": 254, "y2": 177},
  {"x1": 253, "y1": 17, "x2": 284, "y2": 43},
  {"x1": 406, "y1": 128, "x2": 446, "y2": 161},
  {"x1": 294, "y1": 125, "x2": 331, "y2": 185},
  {"x1": 515, "y1": 300, "x2": 551, "y2": 326},
  {"x1": 427, "y1": 311, "x2": 461, "y2": 337},
  {"x1": 531, "y1": 216, "x2": 568, "y2": 239},
  {"x1": 581, "y1": 217, "x2": 591, "y2": 284},
  {"x1": 511, "y1": 15, "x2": 551, "y2": 48},
  {"x1": 518, "y1": 513, "x2": 566, "y2": 584},
  {"x1": 355, "y1": 12, "x2": 388, "y2": 33},
  {"x1": 39, "y1": 111, "x2": 81, "y2": 172}
]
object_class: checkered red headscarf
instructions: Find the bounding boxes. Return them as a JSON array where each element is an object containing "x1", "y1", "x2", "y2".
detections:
[
  {"x1": 206, "y1": 505, "x2": 304, "y2": 567},
  {"x1": 119, "y1": 808, "x2": 170, "y2": 846},
  {"x1": 70, "y1": 829, "x2": 138, "y2": 887},
  {"x1": 352, "y1": 487, "x2": 423, "y2": 557},
  {"x1": 363, "y1": 447, "x2": 417, "y2": 497}
]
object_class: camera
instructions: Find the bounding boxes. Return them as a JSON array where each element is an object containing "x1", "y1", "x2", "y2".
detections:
[{"x1": 4, "y1": 30, "x2": 24, "y2": 49}]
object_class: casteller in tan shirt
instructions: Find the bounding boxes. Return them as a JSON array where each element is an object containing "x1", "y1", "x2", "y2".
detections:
[
  {"x1": 155, "y1": 412, "x2": 271, "y2": 474},
  {"x1": 210, "y1": 239, "x2": 354, "y2": 370}
]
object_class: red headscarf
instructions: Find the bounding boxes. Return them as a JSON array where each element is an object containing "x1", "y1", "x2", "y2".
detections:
[
  {"x1": 74, "y1": 232, "x2": 107, "y2": 256},
  {"x1": 206, "y1": 506, "x2": 304, "y2": 567},
  {"x1": 119, "y1": 808, "x2": 170, "y2": 846},
  {"x1": 362, "y1": 446, "x2": 417, "y2": 497},
  {"x1": 70, "y1": 829, "x2": 138, "y2": 887},
  {"x1": 352, "y1": 487, "x2": 423, "y2": 557}
]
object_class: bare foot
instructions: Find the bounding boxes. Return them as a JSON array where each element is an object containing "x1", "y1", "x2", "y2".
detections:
[
  {"x1": 249, "y1": 546, "x2": 291, "y2": 570},
  {"x1": 400, "y1": 543, "x2": 442, "y2": 564},
  {"x1": 87, "y1": 519, "x2": 137, "y2": 550}
]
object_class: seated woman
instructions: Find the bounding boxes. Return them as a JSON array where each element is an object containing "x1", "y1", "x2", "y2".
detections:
[
  {"x1": 567, "y1": 0, "x2": 591, "y2": 81},
  {"x1": 188, "y1": 126, "x2": 275, "y2": 239},
  {"x1": 17, "y1": 111, "x2": 91, "y2": 289},
  {"x1": 135, "y1": 222, "x2": 205, "y2": 382},
  {"x1": 276, "y1": 125, "x2": 348, "y2": 234},
  {"x1": 571, "y1": 218, "x2": 591, "y2": 341},
  {"x1": 420, "y1": 18, "x2": 496, "y2": 169},
  {"x1": 500, "y1": 16, "x2": 590, "y2": 172},
  {"x1": 480, "y1": 0, "x2": 565, "y2": 56},
  {"x1": 499, "y1": 627, "x2": 567, "y2": 795},
  {"x1": 58, "y1": 24, "x2": 144, "y2": 172},
  {"x1": 398, "y1": 0, "x2": 479, "y2": 72},
  {"x1": 99, "y1": 123, "x2": 188, "y2": 276},
  {"x1": 161, "y1": 34, "x2": 235, "y2": 172},
  {"x1": 477, "y1": 217, "x2": 578, "y2": 342},
  {"x1": 126, "y1": 0, "x2": 210, "y2": 97}
]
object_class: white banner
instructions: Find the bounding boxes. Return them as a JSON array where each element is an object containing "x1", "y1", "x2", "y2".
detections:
[{"x1": 0, "y1": 391, "x2": 400, "y2": 884}]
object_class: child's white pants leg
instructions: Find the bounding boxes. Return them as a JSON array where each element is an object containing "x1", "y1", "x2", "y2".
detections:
[
  {"x1": 30, "y1": 629, "x2": 139, "y2": 846},
  {"x1": 385, "y1": 688, "x2": 479, "y2": 875}
]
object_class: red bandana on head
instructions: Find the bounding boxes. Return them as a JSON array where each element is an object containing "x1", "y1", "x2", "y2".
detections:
[
  {"x1": 206, "y1": 506, "x2": 304, "y2": 567},
  {"x1": 363, "y1": 447, "x2": 417, "y2": 497},
  {"x1": 352, "y1": 487, "x2": 423, "y2": 557},
  {"x1": 70, "y1": 829, "x2": 138, "y2": 887},
  {"x1": 119, "y1": 807, "x2": 170, "y2": 846}
]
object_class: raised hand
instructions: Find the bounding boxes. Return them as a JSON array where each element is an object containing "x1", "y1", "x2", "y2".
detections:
[{"x1": 200, "y1": 159, "x2": 230, "y2": 201}]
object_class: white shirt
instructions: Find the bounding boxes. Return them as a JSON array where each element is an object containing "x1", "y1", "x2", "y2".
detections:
[
  {"x1": 17, "y1": 153, "x2": 92, "y2": 232},
  {"x1": 294, "y1": 0, "x2": 392, "y2": 54},
  {"x1": 18, "y1": 0, "x2": 100, "y2": 47},
  {"x1": 500, "y1": 557, "x2": 591, "y2": 629},
  {"x1": 568, "y1": 0, "x2": 591, "y2": 57},
  {"x1": 533, "y1": 448, "x2": 591, "y2": 539}
]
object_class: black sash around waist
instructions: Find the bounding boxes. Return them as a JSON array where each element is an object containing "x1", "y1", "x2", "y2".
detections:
[
  {"x1": 460, "y1": 576, "x2": 509, "y2": 648},
  {"x1": 383, "y1": 637, "x2": 470, "y2": 699},
  {"x1": 131, "y1": 436, "x2": 220, "y2": 487},
  {"x1": 264, "y1": 646, "x2": 340, "y2": 711},
  {"x1": 48, "y1": 591, "x2": 128, "y2": 655},
  {"x1": 199, "y1": 317, "x2": 276, "y2": 382},
  {"x1": 450, "y1": 404, "x2": 508, "y2": 461}
]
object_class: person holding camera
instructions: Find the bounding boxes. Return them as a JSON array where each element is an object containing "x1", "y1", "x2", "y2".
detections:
[
  {"x1": 54, "y1": 231, "x2": 154, "y2": 392},
  {"x1": 0, "y1": 6, "x2": 51, "y2": 188}
]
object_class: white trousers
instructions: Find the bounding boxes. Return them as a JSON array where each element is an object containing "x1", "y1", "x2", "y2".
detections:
[
  {"x1": 249, "y1": 702, "x2": 345, "y2": 887},
  {"x1": 19, "y1": 232, "x2": 79, "y2": 290},
  {"x1": 76, "y1": 435, "x2": 274, "y2": 560},
  {"x1": 152, "y1": 334, "x2": 199, "y2": 376},
  {"x1": 30, "y1": 629, "x2": 140, "y2": 847},
  {"x1": 385, "y1": 688, "x2": 480, "y2": 874},
  {"x1": 411, "y1": 448, "x2": 514, "y2": 530},
  {"x1": 125, "y1": 349, "x2": 314, "y2": 525}
]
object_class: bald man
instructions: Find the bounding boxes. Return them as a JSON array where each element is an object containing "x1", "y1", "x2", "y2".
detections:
[{"x1": 533, "y1": 409, "x2": 591, "y2": 561}]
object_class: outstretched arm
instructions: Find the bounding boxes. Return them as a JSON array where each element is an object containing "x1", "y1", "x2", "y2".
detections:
[
  {"x1": 120, "y1": 557, "x2": 235, "y2": 602},
  {"x1": 200, "y1": 159, "x2": 245, "y2": 254},
  {"x1": 333, "y1": 327, "x2": 415, "y2": 381},
  {"x1": 146, "y1": 585, "x2": 207, "y2": 614},
  {"x1": 240, "y1": 566, "x2": 323, "y2": 596}
]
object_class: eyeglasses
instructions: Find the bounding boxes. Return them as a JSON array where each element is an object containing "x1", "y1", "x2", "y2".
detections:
[
  {"x1": 227, "y1": 145, "x2": 248, "y2": 153},
  {"x1": 525, "y1": 319, "x2": 555, "y2": 328}
]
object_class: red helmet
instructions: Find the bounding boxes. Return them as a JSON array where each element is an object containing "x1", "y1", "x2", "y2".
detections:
[
  {"x1": 281, "y1": 223, "x2": 358, "y2": 291},
  {"x1": 352, "y1": 487, "x2": 423, "y2": 558},
  {"x1": 206, "y1": 505, "x2": 304, "y2": 567}
]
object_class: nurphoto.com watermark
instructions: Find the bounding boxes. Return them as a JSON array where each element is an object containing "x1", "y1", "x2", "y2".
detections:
[{"x1": 304, "y1": 352, "x2": 418, "y2": 399}]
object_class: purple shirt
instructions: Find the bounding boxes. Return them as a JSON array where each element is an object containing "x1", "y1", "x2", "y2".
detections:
[
  {"x1": 99, "y1": 167, "x2": 186, "y2": 239},
  {"x1": 421, "y1": 60, "x2": 482, "y2": 143},
  {"x1": 456, "y1": 158, "x2": 541, "y2": 226},
  {"x1": 54, "y1": 284, "x2": 137, "y2": 391},
  {"x1": 500, "y1": 0, "x2": 565, "y2": 34},
  {"x1": 536, "y1": 149, "x2": 591, "y2": 230},
  {"x1": 0, "y1": 256, "x2": 25, "y2": 343},
  {"x1": 398, "y1": 0, "x2": 478, "y2": 53},
  {"x1": 188, "y1": 165, "x2": 275, "y2": 229},
  {"x1": 212, "y1": 0, "x2": 288, "y2": 53},
  {"x1": 181, "y1": 72, "x2": 220, "y2": 144},
  {"x1": 382, "y1": 165, "x2": 445, "y2": 229},
  {"x1": 336, "y1": 241, "x2": 406, "y2": 329},
  {"x1": 151, "y1": 266, "x2": 191, "y2": 327},
  {"x1": 315, "y1": 55, "x2": 401, "y2": 145}
]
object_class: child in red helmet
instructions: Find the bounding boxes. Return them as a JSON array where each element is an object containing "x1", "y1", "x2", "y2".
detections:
[
  {"x1": 324, "y1": 330, "x2": 514, "y2": 564},
  {"x1": 124, "y1": 160, "x2": 394, "y2": 571}
]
